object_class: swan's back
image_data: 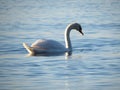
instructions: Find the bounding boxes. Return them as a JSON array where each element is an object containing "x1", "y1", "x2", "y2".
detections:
[{"x1": 31, "y1": 39, "x2": 66, "y2": 52}]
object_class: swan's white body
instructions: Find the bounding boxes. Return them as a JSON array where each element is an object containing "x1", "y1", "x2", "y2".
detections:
[{"x1": 23, "y1": 23, "x2": 83, "y2": 56}]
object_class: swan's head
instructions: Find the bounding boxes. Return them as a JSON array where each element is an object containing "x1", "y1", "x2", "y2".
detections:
[{"x1": 68, "y1": 23, "x2": 84, "y2": 35}]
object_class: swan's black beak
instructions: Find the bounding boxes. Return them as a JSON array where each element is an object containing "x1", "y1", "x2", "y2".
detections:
[{"x1": 79, "y1": 30, "x2": 84, "y2": 35}]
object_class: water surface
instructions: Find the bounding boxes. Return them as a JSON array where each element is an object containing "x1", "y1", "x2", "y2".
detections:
[{"x1": 0, "y1": 0, "x2": 120, "y2": 90}]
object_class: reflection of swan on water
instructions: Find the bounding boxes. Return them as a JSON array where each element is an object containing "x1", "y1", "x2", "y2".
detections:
[{"x1": 23, "y1": 23, "x2": 84, "y2": 56}]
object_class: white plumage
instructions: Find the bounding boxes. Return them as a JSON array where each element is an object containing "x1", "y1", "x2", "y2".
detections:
[{"x1": 23, "y1": 23, "x2": 84, "y2": 56}]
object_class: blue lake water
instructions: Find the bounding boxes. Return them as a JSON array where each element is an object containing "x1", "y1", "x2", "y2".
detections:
[{"x1": 0, "y1": 0, "x2": 120, "y2": 90}]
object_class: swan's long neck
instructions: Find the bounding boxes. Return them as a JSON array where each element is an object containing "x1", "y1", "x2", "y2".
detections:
[{"x1": 64, "y1": 25, "x2": 72, "y2": 51}]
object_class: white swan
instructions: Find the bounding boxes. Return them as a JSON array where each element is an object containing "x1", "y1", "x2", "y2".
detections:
[{"x1": 23, "y1": 23, "x2": 84, "y2": 56}]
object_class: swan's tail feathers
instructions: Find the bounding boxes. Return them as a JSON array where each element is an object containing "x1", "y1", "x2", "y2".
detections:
[{"x1": 23, "y1": 43, "x2": 34, "y2": 55}]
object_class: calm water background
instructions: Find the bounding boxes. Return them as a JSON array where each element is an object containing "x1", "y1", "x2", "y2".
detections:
[{"x1": 0, "y1": 0, "x2": 120, "y2": 90}]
